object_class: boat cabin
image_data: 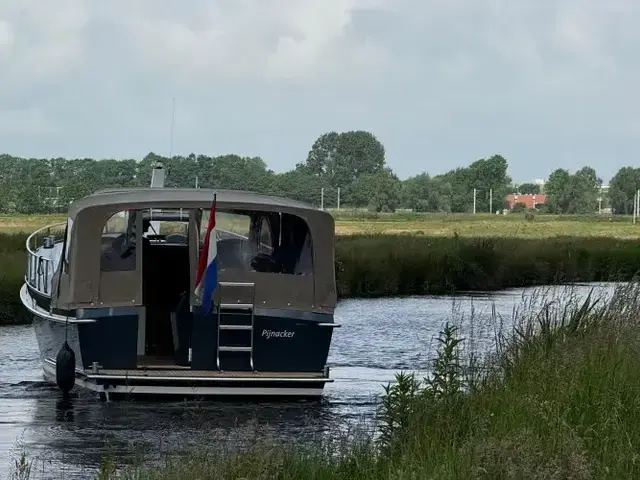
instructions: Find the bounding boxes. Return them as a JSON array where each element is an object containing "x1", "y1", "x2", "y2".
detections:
[{"x1": 24, "y1": 188, "x2": 338, "y2": 396}]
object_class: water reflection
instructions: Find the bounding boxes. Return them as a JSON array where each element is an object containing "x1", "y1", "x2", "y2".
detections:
[{"x1": 55, "y1": 398, "x2": 75, "y2": 423}]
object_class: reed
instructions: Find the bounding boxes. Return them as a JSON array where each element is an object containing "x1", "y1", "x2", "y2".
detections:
[
  {"x1": 335, "y1": 234, "x2": 640, "y2": 297},
  {"x1": 0, "y1": 234, "x2": 29, "y2": 325}
]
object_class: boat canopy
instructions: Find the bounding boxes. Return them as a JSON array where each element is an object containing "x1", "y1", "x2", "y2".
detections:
[{"x1": 51, "y1": 188, "x2": 336, "y2": 314}]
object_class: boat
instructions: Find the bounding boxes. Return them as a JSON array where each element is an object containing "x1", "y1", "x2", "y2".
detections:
[{"x1": 21, "y1": 162, "x2": 340, "y2": 400}]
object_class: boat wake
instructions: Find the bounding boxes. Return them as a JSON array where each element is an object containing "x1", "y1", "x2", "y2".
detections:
[{"x1": 0, "y1": 380, "x2": 58, "y2": 399}]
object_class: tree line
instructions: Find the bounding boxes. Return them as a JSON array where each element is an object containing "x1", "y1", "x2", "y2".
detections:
[{"x1": 0, "y1": 130, "x2": 628, "y2": 214}]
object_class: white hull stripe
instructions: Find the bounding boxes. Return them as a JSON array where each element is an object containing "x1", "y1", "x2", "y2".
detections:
[
  {"x1": 42, "y1": 358, "x2": 330, "y2": 383},
  {"x1": 20, "y1": 284, "x2": 96, "y2": 324},
  {"x1": 42, "y1": 362, "x2": 324, "y2": 397}
]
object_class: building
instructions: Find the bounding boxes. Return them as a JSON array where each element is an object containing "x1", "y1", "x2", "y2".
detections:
[{"x1": 505, "y1": 193, "x2": 546, "y2": 210}]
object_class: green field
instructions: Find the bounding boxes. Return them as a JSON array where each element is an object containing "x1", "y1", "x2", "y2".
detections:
[
  {"x1": 0, "y1": 214, "x2": 66, "y2": 234},
  {"x1": 332, "y1": 211, "x2": 640, "y2": 238}
]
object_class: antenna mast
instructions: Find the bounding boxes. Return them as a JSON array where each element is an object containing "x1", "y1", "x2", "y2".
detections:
[{"x1": 169, "y1": 97, "x2": 176, "y2": 160}]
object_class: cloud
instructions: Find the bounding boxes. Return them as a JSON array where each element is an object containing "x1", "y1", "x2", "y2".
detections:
[
  {"x1": 0, "y1": 1, "x2": 88, "y2": 82},
  {"x1": 112, "y1": 0, "x2": 391, "y2": 84},
  {"x1": 0, "y1": 0, "x2": 638, "y2": 181},
  {"x1": 0, "y1": 107, "x2": 53, "y2": 136},
  {"x1": 0, "y1": 20, "x2": 13, "y2": 52}
]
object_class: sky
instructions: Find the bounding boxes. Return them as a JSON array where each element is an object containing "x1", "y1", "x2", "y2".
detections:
[{"x1": 0, "y1": 1, "x2": 638, "y2": 184}]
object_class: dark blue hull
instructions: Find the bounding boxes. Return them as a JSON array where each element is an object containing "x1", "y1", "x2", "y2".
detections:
[{"x1": 30, "y1": 297, "x2": 338, "y2": 399}]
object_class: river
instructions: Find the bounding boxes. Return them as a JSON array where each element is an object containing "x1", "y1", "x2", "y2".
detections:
[{"x1": 0, "y1": 282, "x2": 622, "y2": 479}]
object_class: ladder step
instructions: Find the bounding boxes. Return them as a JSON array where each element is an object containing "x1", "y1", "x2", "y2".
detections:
[
  {"x1": 218, "y1": 281, "x2": 255, "y2": 287},
  {"x1": 219, "y1": 325, "x2": 252, "y2": 331},
  {"x1": 219, "y1": 346, "x2": 252, "y2": 352},
  {"x1": 219, "y1": 303, "x2": 253, "y2": 310}
]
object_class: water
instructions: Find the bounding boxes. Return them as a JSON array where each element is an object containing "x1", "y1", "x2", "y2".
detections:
[{"x1": 0, "y1": 282, "x2": 622, "y2": 478}]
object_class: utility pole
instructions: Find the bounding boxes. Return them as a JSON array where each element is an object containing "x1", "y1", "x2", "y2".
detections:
[
  {"x1": 195, "y1": 175, "x2": 198, "y2": 188},
  {"x1": 634, "y1": 190, "x2": 638, "y2": 224},
  {"x1": 320, "y1": 187, "x2": 324, "y2": 211},
  {"x1": 337, "y1": 187, "x2": 341, "y2": 211},
  {"x1": 489, "y1": 188, "x2": 493, "y2": 214},
  {"x1": 473, "y1": 188, "x2": 477, "y2": 214}
]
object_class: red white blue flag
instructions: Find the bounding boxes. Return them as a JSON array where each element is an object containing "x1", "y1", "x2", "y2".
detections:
[{"x1": 194, "y1": 195, "x2": 218, "y2": 313}]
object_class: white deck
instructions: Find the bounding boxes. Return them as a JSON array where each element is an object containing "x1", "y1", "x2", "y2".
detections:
[
  {"x1": 42, "y1": 359, "x2": 329, "y2": 398},
  {"x1": 87, "y1": 368, "x2": 328, "y2": 380}
]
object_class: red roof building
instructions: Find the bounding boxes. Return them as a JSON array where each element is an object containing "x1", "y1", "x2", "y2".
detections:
[{"x1": 505, "y1": 193, "x2": 546, "y2": 210}]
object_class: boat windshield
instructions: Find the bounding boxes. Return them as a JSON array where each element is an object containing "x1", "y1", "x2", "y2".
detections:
[{"x1": 99, "y1": 207, "x2": 314, "y2": 276}]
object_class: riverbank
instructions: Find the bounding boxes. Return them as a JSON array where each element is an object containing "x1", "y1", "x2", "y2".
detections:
[
  {"x1": 3, "y1": 233, "x2": 640, "y2": 325},
  {"x1": 0, "y1": 234, "x2": 30, "y2": 325},
  {"x1": 335, "y1": 234, "x2": 640, "y2": 297},
  {"x1": 12, "y1": 281, "x2": 640, "y2": 478}
]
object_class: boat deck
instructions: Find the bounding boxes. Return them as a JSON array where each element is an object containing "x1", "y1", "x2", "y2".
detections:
[{"x1": 86, "y1": 368, "x2": 327, "y2": 379}]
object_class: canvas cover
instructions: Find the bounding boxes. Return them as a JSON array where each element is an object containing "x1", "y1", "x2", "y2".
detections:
[{"x1": 51, "y1": 189, "x2": 336, "y2": 314}]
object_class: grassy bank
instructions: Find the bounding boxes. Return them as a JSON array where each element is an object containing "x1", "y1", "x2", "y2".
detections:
[
  {"x1": 335, "y1": 234, "x2": 640, "y2": 297},
  {"x1": 0, "y1": 234, "x2": 30, "y2": 325},
  {"x1": 13, "y1": 282, "x2": 640, "y2": 478},
  {"x1": 3, "y1": 233, "x2": 640, "y2": 325}
]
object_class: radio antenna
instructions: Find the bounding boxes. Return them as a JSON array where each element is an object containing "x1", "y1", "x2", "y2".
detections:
[{"x1": 168, "y1": 97, "x2": 176, "y2": 160}]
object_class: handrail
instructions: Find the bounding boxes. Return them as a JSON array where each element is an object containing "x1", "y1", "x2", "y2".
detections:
[
  {"x1": 25, "y1": 222, "x2": 66, "y2": 297},
  {"x1": 25, "y1": 222, "x2": 66, "y2": 255}
]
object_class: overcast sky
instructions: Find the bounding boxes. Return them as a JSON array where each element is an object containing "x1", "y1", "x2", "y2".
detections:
[{"x1": 1, "y1": 1, "x2": 638, "y2": 183}]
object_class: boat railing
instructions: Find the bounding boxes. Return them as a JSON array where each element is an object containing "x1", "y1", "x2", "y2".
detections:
[{"x1": 25, "y1": 222, "x2": 66, "y2": 297}]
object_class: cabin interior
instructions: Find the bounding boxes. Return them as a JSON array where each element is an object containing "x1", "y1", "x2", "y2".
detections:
[{"x1": 99, "y1": 206, "x2": 314, "y2": 369}]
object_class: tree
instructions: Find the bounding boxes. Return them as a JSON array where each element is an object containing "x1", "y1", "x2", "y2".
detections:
[
  {"x1": 271, "y1": 169, "x2": 329, "y2": 206},
  {"x1": 429, "y1": 154, "x2": 511, "y2": 213},
  {"x1": 401, "y1": 174, "x2": 450, "y2": 212},
  {"x1": 545, "y1": 167, "x2": 600, "y2": 214},
  {"x1": 545, "y1": 169, "x2": 571, "y2": 213},
  {"x1": 347, "y1": 168, "x2": 401, "y2": 212},
  {"x1": 467, "y1": 155, "x2": 512, "y2": 213},
  {"x1": 0, "y1": 140, "x2": 527, "y2": 214},
  {"x1": 304, "y1": 130, "x2": 386, "y2": 187},
  {"x1": 517, "y1": 183, "x2": 540, "y2": 194},
  {"x1": 304, "y1": 132, "x2": 340, "y2": 178},
  {"x1": 571, "y1": 166, "x2": 601, "y2": 214},
  {"x1": 609, "y1": 167, "x2": 640, "y2": 214}
]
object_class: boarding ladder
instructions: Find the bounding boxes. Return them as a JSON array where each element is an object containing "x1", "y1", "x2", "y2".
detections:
[{"x1": 216, "y1": 281, "x2": 256, "y2": 372}]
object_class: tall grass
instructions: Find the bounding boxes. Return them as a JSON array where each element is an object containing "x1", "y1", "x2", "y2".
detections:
[
  {"x1": 0, "y1": 233, "x2": 29, "y2": 325},
  {"x1": 12, "y1": 282, "x2": 640, "y2": 478},
  {"x1": 336, "y1": 234, "x2": 640, "y2": 297}
]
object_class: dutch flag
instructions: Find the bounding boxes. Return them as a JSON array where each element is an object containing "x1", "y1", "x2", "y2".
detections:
[{"x1": 194, "y1": 195, "x2": 218, "y2": 314}]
